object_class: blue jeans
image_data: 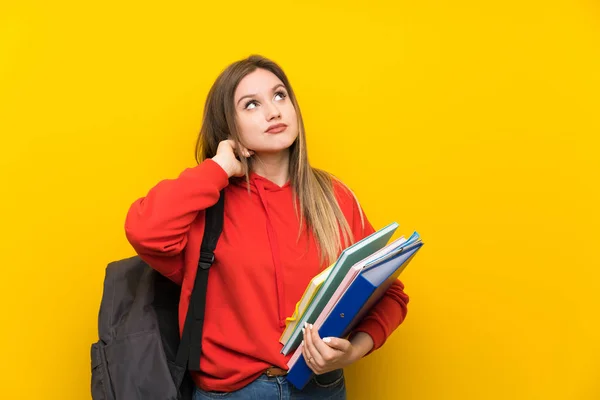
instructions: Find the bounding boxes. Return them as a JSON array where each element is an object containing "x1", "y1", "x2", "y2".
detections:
[{"x1": 193, "y1": 369, "x2": 346, "y2": 400}]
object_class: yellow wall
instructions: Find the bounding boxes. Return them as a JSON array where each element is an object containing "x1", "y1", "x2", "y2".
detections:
[{"x1": 1, "y1": 1, "x2": 599, "y2": 399}]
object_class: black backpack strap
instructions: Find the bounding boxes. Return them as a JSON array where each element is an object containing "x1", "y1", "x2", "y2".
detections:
[{"x1": 176, "y1": 190, "x2": 225, "y2": 372}]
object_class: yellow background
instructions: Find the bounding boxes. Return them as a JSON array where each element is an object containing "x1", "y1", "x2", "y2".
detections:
[{"x1": 1, "y1": 1, "x2": 599, "y2": 399}]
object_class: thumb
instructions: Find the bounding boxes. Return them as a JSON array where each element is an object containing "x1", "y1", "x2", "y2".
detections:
[{"x1": 322, "y1": 337, "x2": 351, "y2": 352}]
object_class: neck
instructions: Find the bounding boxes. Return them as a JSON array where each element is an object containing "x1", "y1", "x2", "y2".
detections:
[{"x1": 250, "y1": 150, "x2": 290, "y2": 187}]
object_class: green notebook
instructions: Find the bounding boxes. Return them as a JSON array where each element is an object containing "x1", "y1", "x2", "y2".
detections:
[{"x1": 281, "y1": 222, "x2": 399, "y2": 355}]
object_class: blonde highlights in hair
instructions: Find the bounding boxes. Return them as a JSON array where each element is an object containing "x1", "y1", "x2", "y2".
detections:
[{"x1": 195, "y1": 55, "x2": 360, "y2": 265}]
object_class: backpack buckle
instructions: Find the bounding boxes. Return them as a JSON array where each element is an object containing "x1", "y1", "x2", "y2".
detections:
[{"x1": 198, "y1": 251, "x2": 215, "y2": 270}]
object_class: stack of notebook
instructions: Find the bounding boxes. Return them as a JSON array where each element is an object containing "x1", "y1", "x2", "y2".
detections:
[{"x1": 279, "y1": 222, "x2": 424, "y2": 389}]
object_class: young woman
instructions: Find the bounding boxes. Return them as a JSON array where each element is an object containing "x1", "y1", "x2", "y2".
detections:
[{"x1": 125, "y1": 55, "x2": 409, "y2": 399}]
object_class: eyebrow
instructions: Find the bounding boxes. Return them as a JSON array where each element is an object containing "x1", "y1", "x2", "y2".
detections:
[{"x1": 236, "y1": 83, "x2": 286, "y2": 106}]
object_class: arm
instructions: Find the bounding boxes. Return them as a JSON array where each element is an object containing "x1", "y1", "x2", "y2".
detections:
[
  {"x1": 124, "y1": 159, "x2": 229, "y2": 284},
  {"x1": 349, "y1": 280, "x2": 409, "y2": 356},
  {"x1": 125, "y1": 139, "x2": 252, "y2": 283}
]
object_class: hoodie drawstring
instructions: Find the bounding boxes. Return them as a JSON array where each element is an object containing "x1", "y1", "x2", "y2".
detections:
[{"x1": 254, "y1": 179, "x2": 287, "y2": 329}]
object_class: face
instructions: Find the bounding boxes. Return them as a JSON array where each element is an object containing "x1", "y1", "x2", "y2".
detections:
[{"x1": 234, "y1": 68, "x2": 299, "y2": 154}]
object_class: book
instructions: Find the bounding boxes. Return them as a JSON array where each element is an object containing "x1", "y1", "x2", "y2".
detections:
[
  {"x1": 280, "y1": 264, "x2": 333, "y2": 339},
  {"x1": 280, "y1": 222, "x2": 399, "y2": 355},
  {"x1": 285, "y1": 237, "x2": 423, "y2": 389},
  {"x1": 307, "y1": 235, "x2": 411, "y2": 335}
]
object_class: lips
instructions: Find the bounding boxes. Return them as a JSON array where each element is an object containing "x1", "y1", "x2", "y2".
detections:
[{"x1": 266, "y1": 123, "x2": 287, "y2": 133}]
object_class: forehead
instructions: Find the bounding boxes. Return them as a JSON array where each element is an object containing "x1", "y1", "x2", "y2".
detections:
[{"x1": 235, "y1": 69, "x2": 284, "y2": 98}]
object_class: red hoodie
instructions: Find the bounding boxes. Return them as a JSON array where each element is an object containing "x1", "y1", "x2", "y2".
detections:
[{"x1": 125, "y1": 159, "x2": 409, "y2": 392}]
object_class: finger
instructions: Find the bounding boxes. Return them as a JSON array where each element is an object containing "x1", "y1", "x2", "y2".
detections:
[
  {"x1": 302, "y1": 324, "x2": 314, "y2": 361},
  {"x1": 241, "y1": 148, "x2": 254, "y2": 158},
  {"x1": 234, "y1": 142, "x2": 246, "y2": 156},
  {"x1": 322, "y1": 337, "x2": 351, "y2": 353},
  {"x1": 302, "y1": 332, "x2": 317, "y2": 373},
  {"x1": 225, "y1": 138, "x2": 252, "y2": 157},
  {"x1": 237, "y1": 144, "x2": 254, "y2": 158},
  {"x1": 220, "y1": 139, "x2": 241, "y2": 159},
  {"x1": 311, "y1": 325, "x2": 336, "y2": 364},
  {"x1": 224, "y1": 139, "x2": 237, "y2": 150},
  {"x1": 223, "y1": 139, "x2": 245, "y2": 156},
  {"x1": 301, "y1": 340, "x2": 317, "y2": 374},
  {"x1": 304, "y1": 323, "x2": 324, "y2": 371}
]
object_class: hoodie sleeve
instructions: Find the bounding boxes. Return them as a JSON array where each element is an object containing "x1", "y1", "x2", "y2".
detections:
[
  {"x1": 342, "y1": 185, "x2": 410, "y2": 356},
  {"x1": 124, "y1": 159, "x2": 229, "y2": 284}
]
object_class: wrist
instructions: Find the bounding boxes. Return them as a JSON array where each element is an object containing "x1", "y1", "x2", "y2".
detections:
[{"x1": 349, "y1": 332, "x2": 374, "y2": 362}]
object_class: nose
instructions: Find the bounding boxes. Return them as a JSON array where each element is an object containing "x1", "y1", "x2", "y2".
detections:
[{"x1": 265, "y1": 101, "x2": 281, "y2": 120}]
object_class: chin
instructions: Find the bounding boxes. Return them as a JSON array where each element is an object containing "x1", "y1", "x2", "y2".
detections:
[
  {"x1": 255, "y1": 133, "x2": 298, "y2": 153},
  {"x1": 254, "y1": 146, "x2": 293, "y2": 155}
]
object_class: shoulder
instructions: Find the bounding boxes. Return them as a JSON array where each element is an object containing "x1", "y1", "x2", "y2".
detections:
[
  {"x1": 321, "y1": 171, "x2": 374, "y2": 239},
  {"x1": 330, "y1": 175, "x2": 360, "y2": 211},
  {"x1": 317, "y1": 170, "x2": 366, "y2": 226},
  {"x1": 312, "y1": 169, "x2": 358, "y2": 209}
]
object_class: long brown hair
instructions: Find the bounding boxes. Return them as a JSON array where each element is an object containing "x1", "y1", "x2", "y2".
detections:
[{"x1": 195, "y1": 55, "x2": 361, "y2": 265}]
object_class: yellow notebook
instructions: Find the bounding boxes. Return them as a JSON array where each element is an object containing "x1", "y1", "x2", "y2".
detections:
[{"x1": 280, "y1": 264, "x2": 333, "y2": 344}]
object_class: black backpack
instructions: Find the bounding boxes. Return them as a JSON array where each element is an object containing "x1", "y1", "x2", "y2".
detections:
[{"x1": 91, "y1": 192, "x2": 224, "y2": 400}]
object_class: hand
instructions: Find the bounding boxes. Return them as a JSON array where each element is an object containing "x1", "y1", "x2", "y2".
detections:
[
  {"x1": 211, "y1": 139, "x2": 254, "y2": 178},
  {"x1": 301, "y1": 323, "x2": 358, "y2": 375}
]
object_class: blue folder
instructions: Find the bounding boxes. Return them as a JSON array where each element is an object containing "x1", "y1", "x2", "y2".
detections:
[
  {"x1": 281, "y1": 222, "x2": 399, "y2": 355},
  {"x1": 286, "y1": 239, "x2": 423, "y2": 390}
]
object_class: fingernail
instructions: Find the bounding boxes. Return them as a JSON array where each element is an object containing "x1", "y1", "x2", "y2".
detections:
[
  {"x1": 304, "y1": 322, "x2": 307, "y2": 328},
  {"x1": 301, "y1": 340, "x2": 304, "y2": 346},
  {"x1": 309, "y1": 324, "x2": 313, "y2": 329},
  {"x1": 302, "y1": 328, "x2": 305, "y2": 334},
  {"x1": 323, "y1": 337, "x2": 331, "y2": 343}
]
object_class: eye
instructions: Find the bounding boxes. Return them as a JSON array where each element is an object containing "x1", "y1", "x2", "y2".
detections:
[
  {"x1": 274, "y1": 91, "x2": 287, "y2": 101},
  {"x1": 245, "y1": 100, "x2": 258, "y2": 110}
]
